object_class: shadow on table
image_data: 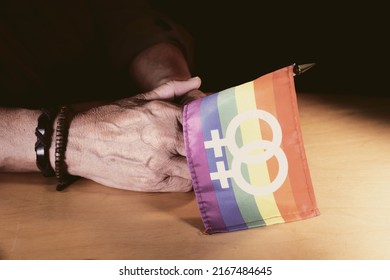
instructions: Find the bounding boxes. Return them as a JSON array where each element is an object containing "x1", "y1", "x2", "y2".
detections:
[{"x1": 149, "y1": 191, "x2": 205, "y2": 232}]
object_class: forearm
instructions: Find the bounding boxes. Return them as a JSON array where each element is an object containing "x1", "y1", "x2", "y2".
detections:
[
  {"x1": 0, "y1": 79, "x2": 200, "y2": 192},
  {"x1": 129, "y1": 42, "x2": 192, "y2": 91},
  {"x1": 0, "y1": 107, "x2": 41, "y2": 172},
  {"x1": 0, "y1": 105, "x2": 95, "y2": 179}
]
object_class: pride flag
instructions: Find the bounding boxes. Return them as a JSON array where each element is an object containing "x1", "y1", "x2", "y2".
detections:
[{"x1": 183, "y1": 65, "x2": 320, "y2": 234}]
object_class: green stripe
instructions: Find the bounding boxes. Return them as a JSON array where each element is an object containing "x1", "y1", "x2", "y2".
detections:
[{"x1": 217, "y1": 87, "x2": 264, "y2": 224}]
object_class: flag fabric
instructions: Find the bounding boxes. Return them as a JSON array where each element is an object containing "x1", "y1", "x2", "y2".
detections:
[{"x1": 183, "y1": 65, "x2": 320, "y2": 234}]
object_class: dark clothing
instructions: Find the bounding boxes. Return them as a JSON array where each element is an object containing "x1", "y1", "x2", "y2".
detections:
[{"x1": 0, "y1": 0, "x2": 192, "y2": 108}]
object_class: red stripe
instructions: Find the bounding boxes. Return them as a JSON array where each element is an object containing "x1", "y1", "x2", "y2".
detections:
[
  {"x1": 272, "y1": 66, "x2": 319, "y2": 219},
  {"x1": 254, "y1": 69, "x2": 301, "y2": 221}
]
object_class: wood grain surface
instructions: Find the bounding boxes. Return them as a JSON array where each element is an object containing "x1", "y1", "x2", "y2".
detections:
[{"x1": 1, "y1": 92, "x2": 390, "y2": 260}]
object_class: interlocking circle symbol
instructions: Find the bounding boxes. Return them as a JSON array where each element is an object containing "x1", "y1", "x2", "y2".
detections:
[{"x1": 206, "y1": 109, "x2": 288, "y2": 196}]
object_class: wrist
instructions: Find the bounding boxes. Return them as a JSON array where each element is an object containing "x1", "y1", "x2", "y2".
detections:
[
  {"x1": 49, "y1": 109, "x2": 83, "y2": 178},
  {"x1": 35, "y1": 108, "x2": 58, "y2": 177}
]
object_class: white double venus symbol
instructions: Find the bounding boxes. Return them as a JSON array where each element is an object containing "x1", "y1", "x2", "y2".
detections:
[{"x1": 204, "y1": 109, "x2": 288, "y2": 196}]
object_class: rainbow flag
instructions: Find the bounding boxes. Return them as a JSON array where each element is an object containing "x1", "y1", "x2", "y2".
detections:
[{"x1": 183, "y1": 65, "x2": 320, "y2": 234}]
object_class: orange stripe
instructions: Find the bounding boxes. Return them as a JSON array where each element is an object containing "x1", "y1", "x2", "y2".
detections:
[
  {"x1": 254, "y1": 70, "x2": 301, "y2": 222},
  {"x1": 272, "y1": 66, "x2": 319, "y2": 219}
]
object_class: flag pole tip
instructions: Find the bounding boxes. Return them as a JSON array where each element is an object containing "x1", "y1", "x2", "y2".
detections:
[{"x1": 293, "y1": 63, "x2": 316, "y2": 75}]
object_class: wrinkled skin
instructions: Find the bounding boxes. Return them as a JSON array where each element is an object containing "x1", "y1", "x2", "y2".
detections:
[{"x1": 65, "y1": 77, "x2": 205, "y2": 192}]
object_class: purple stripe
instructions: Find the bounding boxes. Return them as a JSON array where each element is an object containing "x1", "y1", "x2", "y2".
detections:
[
  {"x1": 183, "y1": 98, "x2": 226, "y2": 232},
  {"x1": 200, "y1": 93, "x2": 246, "y2": 232}
]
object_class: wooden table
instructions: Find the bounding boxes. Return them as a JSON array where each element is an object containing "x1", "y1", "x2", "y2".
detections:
[{"x1": 1, "y1": 92, "x2": 390, "y2": 260}]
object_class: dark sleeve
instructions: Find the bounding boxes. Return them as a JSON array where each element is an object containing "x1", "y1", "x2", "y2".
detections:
[
  {"x1": 87, "y1": 0, "x2": 194, "y2": 72},
  {"x1": 0, "y1": 0, "x2": 194, "y2": 108}
]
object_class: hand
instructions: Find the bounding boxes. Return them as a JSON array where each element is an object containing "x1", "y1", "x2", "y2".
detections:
[
  {"x1": 64, "y1": 78, "x2": 201, "y2": 192},
  {"x1": 177, "y1": 88, "x2": 206, "y2": 105}
]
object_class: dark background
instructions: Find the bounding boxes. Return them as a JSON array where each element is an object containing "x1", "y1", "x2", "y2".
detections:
[{"x1": 152, "y1": 1, "x2": 387, "y2": 96}]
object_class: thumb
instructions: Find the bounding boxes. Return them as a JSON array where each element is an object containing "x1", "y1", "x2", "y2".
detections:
[{"x1": 140, "y1": 77, "x2": 201, "y2": 101}]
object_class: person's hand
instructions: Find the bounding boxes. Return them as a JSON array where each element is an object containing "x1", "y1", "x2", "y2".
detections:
[
  {"x1": 63, "y1": 77, "x2": 201, "y2": 192},
  {"x1": 177, "y1": 88, "x2": 206, "y2": 105}
]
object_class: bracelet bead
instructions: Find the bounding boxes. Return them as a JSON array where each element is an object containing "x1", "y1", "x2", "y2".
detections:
[{"x1": 54, "y1": 106, "x2": 79, "y2": 191}]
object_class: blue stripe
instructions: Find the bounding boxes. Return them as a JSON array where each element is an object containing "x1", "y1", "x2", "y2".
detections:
[{"x1": 200, "y1": 93, "x2": 246, "y2": 229}]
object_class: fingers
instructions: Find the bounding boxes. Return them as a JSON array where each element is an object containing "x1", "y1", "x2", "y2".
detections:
[
  {"x1": 175, "y1": 133, "x2": 186, "y2": 157},
  {"x1": 168, "y1": 154, "x2": 190, "y2": 178},
  {"x1": 172, "y1": 106, "x2": 190, "y2": 159},
  {"x1": 157, "y1": 176, "x2": 193, "y2": 192},
  {"x1": 177, "y1": 89, "x2": 207, "y2": 105},
  {"x1": 140, "y1": 77, "x2": 201, "y2": 101}
]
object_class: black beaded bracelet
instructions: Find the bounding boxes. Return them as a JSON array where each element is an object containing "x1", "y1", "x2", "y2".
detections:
[
  {"x1": 35, "y1": 108, "x2": 58, "y2": 177},
  {"x1": 55, "y1": 106, "x2": 79, "y2": 191}
]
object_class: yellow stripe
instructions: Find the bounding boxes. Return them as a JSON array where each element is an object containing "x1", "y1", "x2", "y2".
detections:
[{"x1": 234, "y1": 81, "x2": 284, "y2": 225}]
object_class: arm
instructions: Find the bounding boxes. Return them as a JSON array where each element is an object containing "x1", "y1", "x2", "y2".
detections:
[
  {"x1": 0, "y1": 78, "x2": 201, "y2": 192},
  {"x1": 0, "y1": 107, "x2": 40, "y2": 172},
  {"x1": 129, "y1": 42, "x2": 192, "y2": 91},
  {"x1": 129, "y1": 42, "x2": 205, "y2": 103},
  {"x1": 89, "y1": 0, "x2": 203, "y2": 101}
]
